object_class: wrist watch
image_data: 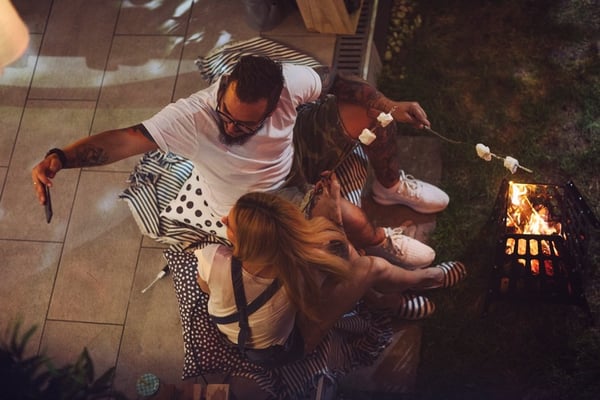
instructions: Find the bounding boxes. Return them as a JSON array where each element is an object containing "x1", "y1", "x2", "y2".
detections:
[{"x1": 45, "y1": 148, "x2": 68, "y2": 168}]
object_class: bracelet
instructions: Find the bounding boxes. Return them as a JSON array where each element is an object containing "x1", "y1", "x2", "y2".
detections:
[{"x1": 45, "y1": 148, "x2": 68, "y2": 168}]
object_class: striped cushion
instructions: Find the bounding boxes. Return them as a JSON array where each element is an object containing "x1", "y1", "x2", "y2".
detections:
[
  {"x1": 195, "y1": 36, "x2": 323, "y2": 84},
  {"x1": 119, "y1": 151, "x2": 229, "y2": 250}
]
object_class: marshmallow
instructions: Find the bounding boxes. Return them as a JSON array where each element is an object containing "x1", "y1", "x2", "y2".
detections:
[
  {"x1": 359, "y1": 128, "x2": 377, "y2": 145},
  {"x1": 504, "y1": 156, "x2": 519, "y2": 174},
  {"x1": 476, "y1": 143, "x2": 492, "y2": 161},
  {"x1": 376, "y1": 112, "x2": 394, "y2": 127}
]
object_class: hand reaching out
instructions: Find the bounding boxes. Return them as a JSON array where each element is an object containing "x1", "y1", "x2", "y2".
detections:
[
  {"x1": 309, "y1": 171, "x2": 343, "y2": 227},
  {"x1": 31, "y1": 153, "x2": 63, "y2": 205},
  {"x1": 368, "y1": 101, "x2": 431, "y2": 129}
]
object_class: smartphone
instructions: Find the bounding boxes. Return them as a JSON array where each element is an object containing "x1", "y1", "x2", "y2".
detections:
[{"x1": 44, "y1": 184, "x2": 53, "y2": 223}]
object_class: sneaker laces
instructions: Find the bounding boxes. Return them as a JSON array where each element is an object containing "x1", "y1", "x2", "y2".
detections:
[
  {"x1": 381, "y1": 226, "x2": 407, "y2": 256},
  {"x1": 397, "y1": 170, "x2": 422, "y2": 200}
]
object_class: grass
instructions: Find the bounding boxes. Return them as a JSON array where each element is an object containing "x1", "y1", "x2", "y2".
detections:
[{"x1": 378, "y1": 0, "x2": 600, "y2": 399}]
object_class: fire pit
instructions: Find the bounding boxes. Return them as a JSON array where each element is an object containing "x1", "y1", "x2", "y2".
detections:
[{"x1": 483, "y1": 179, "x2": 598, "y2": 321}]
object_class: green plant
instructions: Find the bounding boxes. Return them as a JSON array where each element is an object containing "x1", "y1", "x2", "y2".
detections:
[{"x1": 0, "y1": 321, "x2": 128, "y2": 400}]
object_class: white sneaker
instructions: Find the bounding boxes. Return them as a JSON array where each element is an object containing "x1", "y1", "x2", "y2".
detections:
[
  {"x1": 364, "y1": 227, "x2": 435, "y2": 270},
  {"x1": 371, "y1": 170, "x2": 449, "y2": 213}
]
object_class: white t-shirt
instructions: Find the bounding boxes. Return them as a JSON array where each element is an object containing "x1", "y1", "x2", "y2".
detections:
[
  {"x1": 196, "y1": 244, "x2": 296, "y2": 349},
  {"x1": 143, "y1": 64, "x2": 321, "y2": 217}
]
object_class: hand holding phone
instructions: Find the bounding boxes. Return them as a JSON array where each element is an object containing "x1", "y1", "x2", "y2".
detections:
[{"x1": 44, "y1": 184, "x2": 53, "y2": 223}]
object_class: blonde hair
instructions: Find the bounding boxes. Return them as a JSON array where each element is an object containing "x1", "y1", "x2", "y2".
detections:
[{"x1": 231, "y1": 192, "x2": 352, "y2": 321}]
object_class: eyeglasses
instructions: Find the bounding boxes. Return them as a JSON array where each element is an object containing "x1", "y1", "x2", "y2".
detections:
[
  {"x1": 215, "y1": 83, "x2": 268, "y2": 135},
  {"x1": 215, "y1": 103, "x2": 266, "y2": 135}
]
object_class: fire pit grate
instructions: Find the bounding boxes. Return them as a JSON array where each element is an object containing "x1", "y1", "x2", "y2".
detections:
[{"x1": 483, "y1": 179, "x2": 599, "y2": 321}]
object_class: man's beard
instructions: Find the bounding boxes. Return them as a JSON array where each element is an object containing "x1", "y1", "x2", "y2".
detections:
[{"x1": 218, "y1": 128, "x2": 256, "y2": 146}]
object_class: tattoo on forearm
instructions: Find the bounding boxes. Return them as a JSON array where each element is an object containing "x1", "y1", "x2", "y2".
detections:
[
  {"x1": 332, "y1": 74, "x2": 393, "y2": 112},
  {"x1": 74, "y1": 144, "x2": 109, "y2": 167}
]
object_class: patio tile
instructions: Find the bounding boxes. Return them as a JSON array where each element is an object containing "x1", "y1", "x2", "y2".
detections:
[
  {"x1": 0, "y1": 240, "x2": 62, "y2": 357},
  {"x1": 47, "y1": 170, "x2": 141, "y2": 324},
  {"x1": 0, "y1": 34, "x2": 42, "y2": 166},
  {"x1": 173, "y1": 42, "x2": 212, "y2": 102},
  {"x1": 92, "y1": 34, "x2": 184, "y2": 173},
  {"x1": 0, "y1": 102, "x2": 19, "y2": 167},
  {"x1": 13, "y1": 0, "x2": 53, "y2": 34},
  {"x1": 29, "y1": 0, "x2": 120, "y2": 100},
  {"x1": 187, "y1": 0, "x2": 258, "y2": 51},
  {"x1": 171, "y1": 0, "x2": 259, "y2": 100},
  {"x1": 40, "y1": 320, "x2": 122, "y2": 377},
  {"x1": 114, "y1": 248, "x2": 184, "y2": 398},
  {"x1": 116, "y1": 0, "x2": 192, "y2": 36},
  {"x1": 0, "y1": 100, "x2": 95, "y2": 241},
  {"x1": 0, "y1": 167, "x2": 5, "y2": 190},
  {"x1": 142, "y1": 235, "x2": 169, "y2": 248}
]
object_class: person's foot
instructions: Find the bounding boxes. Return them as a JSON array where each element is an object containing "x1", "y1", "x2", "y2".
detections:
[
  {"x1": 421, "y1": 261, "x2": 467, "y2": 290},
  {"x1": 363, "y1": 227, "x2": 435, "y2": 270},
  {"x1": 396, "y1": 293, "x2": 436, "y2": 320},
  {"x1": 371, "y1": 170, "x2": 449, "y2": 213}
]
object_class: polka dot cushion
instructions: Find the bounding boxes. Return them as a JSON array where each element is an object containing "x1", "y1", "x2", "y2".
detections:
[{"x1": 160, "y1": 170, "x2": 227, "y2": 240}]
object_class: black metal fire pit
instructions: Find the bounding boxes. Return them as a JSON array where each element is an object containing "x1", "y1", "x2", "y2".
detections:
[{"x1": 483, "y1": 179, "x2": 598, "y2": 322}]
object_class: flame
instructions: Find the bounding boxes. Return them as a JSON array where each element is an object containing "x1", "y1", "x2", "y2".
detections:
[
  {"x1": 505, "y1": 182, "x2": 563, "y2": 275},
  {"x1": 506, "y1": 182, "x2": 563, "y2": 236}
]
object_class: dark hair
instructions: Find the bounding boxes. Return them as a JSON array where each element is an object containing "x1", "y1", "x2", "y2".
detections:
[{"x1": 229, "y1": 55, "x2": 284, "y2": 113}]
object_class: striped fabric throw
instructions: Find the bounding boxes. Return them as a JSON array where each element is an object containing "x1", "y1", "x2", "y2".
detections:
[{"x1": 195, "y1": 36, "x2": 323, "y2": 84}]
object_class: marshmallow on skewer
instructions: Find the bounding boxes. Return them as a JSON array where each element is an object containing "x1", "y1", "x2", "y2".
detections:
[
  {"x1": 359, "y1": 128, "x2": 377, "y2": 145},
  {"x1": 376, "y1": 111, "x2": 395, "y2": 128},
  {"x1": 503, "y1": 156, "x2": 519, "y2": 174},
  {"x1": 475, "y1": 143, "x2": 532, "y2": 173},
  {"x1": 476, "y1": 143, "x2": 492, "y2": 161}
]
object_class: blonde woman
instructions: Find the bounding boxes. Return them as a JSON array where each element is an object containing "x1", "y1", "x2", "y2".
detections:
[{"x1": 195, "y1": 174, "x2": 465, "y2": 366}]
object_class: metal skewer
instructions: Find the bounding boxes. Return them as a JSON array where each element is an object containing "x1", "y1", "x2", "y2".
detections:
[{"x1": 141, "y1": 265, "x2": 169, "y2": 293}]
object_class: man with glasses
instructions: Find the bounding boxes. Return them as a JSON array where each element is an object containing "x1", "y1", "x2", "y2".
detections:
[{"x1": 32, "y1": 55, "x2": 444, "y2": 270}]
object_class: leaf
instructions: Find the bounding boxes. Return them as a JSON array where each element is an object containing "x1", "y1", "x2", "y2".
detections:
[
  {"x1": 5, "y1": 320, "x2": 37, "y2": 359},
  {"x1": 76, "y1": 348, "x2": 95, "y2": 385},
  {"x1": 1, "y1": 322, "x2": 126, "y2": 399},
  {"x1": 91, "y1": 366, "x2": 116, "y2": 391}
]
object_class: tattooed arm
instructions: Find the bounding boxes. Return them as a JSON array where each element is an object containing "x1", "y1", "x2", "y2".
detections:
[
  {"x1": 60, "y1": 124, "x2": 157, "y2": 168},
  {"x1": 330, "y1": 72, "x2": 431, "y2": 129},
  {"x1": 32, "y1": 124, "x2": 157, "y2": 204}
]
